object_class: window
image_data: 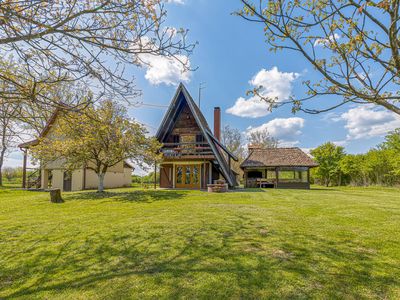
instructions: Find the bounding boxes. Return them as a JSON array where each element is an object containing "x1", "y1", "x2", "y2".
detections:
[
  {"x1": 172, "y1": 135, "x2": 180, "y2": 144},
  {"x1": 193, "y1": 166, "x2": 199, "y2": 184},
  {"x1": 185, "y1": 166, "x2": 191, "y2": 184},
  {"x1": 196, "y1": 134, "x2": 205, "y2": 143},
  {"x1": 176, "y1": 166, "x2": 183, "y2": 184}
]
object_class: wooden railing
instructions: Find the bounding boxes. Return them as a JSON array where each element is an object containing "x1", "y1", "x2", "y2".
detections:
[
  {"x1": 161, "y1": 142, "x2": 215, "y2": 158},
  {"x1": 27, "y1": 168, "x2": 41, "y2": 189}
]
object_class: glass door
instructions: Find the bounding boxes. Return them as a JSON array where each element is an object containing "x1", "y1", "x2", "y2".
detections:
[{"x1": 175, "y1": 164, "x2": 200, "y2": 188}]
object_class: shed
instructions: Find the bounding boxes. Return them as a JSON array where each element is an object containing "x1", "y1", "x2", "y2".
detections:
[{"x1": 240, "y1": 147, "x2": 318, "y2": 189}]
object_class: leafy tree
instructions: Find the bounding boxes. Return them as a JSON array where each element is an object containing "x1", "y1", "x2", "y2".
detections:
[
  {"x1": 340, "y1": 154, "x2": 366, "y2": 186},
  {"x1": 238, "y1": 0, "x2": 400, "y2": 115},
  {"x1": 248, "y1": 129, "x2": 278, "y2": 149},
  {"x1": 221, "y1": 125, "x2": 246, "y2": 177},
  {"x1": 0, "y1": 75, "x2": 24, "y2": 185},
  {"x1": 221, "y1": 125, "x2": 245, "y2": 158},
  {"x1": 0, "y1": 1, "x2": 195, "y2": 109},
  {"x1": 31, "y1": 100, "x2": 161, "y2": 192},
  {"x1": 311, "y1": 142, "x2": 345, "y2": 186},
  {"x1": 3, "y1": 167, "x2": 16, "y2": 182},
  {"x1": 380, "y1": 129, "x2": 400, "y2": 153}
]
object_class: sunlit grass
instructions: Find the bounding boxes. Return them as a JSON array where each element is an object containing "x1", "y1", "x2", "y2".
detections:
[{"x1": 0, "y1": 186, "x2": 399, "y2": 299}]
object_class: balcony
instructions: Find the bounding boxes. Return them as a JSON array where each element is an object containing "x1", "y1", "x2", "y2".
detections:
[{"x1": 161, "y1": 142, "x2": 215, "y2": 160}]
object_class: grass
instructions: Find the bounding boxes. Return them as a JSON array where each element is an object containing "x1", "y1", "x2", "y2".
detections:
[{"x1": 0, "y1": 186, "x2": 399, "y2": 299}]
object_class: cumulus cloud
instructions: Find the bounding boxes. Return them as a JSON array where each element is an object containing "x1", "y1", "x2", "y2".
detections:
[
  {"x1": 314, "y1": 33, "x2": 341, "y2": 47},
  {"x1": 247, "y1": 117, "x2": 305, "y2": 146},
  {"x1": 226, "y1": 67, "x2": 300, "y2": 118},
  {"x1": 340, "y1": 105, "x2": 400, "y2": 140},
  {"x1": 165, "y1": 0, "x2": 185, "y2": 3},
  {"x1": 136, "y1": 31, "x2": 192, "y2": 86},
  {"x1": 139, "y1": 53, "x2": 191, "y2": 86}
]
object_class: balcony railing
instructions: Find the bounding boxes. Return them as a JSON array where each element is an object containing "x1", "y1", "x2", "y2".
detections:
[{"x1": 161, "y1": 142, "x2": 215, "y2": 158}]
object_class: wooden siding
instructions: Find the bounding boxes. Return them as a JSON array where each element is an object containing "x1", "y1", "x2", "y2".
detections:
[
  {"x1": 165, "y1": 102, "x2": 201, "y2": 141},
  {"x1": 160, "y1": 164, "x2": 173, "y2": 188}
]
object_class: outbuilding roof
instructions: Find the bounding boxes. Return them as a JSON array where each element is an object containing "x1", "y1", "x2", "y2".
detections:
[{"x1": 240, "y1": 147, "x2": 318, "y2": 168}]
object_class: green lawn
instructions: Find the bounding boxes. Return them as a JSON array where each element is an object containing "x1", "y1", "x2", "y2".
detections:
[{"x1": 0, "y1": 186, "x2": 399, "y2": 299}]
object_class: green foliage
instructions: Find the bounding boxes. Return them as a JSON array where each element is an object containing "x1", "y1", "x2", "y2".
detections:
[
  {"x1": 1, "y1": 167, "x2": 23, "y2": 184},
  {"x1": 311, "y1": 142, "x2": 345, "y2": 186},
  {"x1": 31, "y1": 100, "x2": 162, "y2": 192},
  {"x1": 1, "y1": 186, "x2": 400, "y2": 298},
  {"x1": 311, "y1": 130, "x2": 400, "y2": 186}
]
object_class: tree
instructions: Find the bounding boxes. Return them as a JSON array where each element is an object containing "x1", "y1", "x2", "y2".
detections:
[
  {"x1": 0, "y1": 94, "x2": 23, "y2": 186},
  {"x1": 238, "y1": 0, "x2": 400, "y2": 115},
  {"x1": 221, "y1": 125, "x2": 246, "y2": 177},
  {"x1": 0, "y1": 1, "x2": 195, "y2": 109},
  {"x1": 380, "y1": 128, "x2": 400, "y2": 153},
  {"x1": 221, "y1": 125, "x2": 245, "y2": 158},
  {"x1": 30, "y1": 100, "x2": 161, "y2": 192},
  {"x1": 311, "y1": 142, "x2": 345, "y2": 186},
  {"x1": 3, "y1": 167, "x2": 19, "y2": 182},
  {"x1": 248, "y1": 129, "x2": 278, "y2": 148}
]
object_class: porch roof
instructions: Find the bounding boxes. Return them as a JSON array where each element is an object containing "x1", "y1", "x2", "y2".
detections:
[{"x1": 241, "y1": 147, "x2": 318, "y2": 168}]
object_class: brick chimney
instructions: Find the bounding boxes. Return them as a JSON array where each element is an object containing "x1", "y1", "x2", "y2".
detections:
[{"x1": 214, "y1": 107, "x2": 221, "y2": 141}]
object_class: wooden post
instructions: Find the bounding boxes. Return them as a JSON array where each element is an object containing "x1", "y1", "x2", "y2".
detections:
[
  {"x1": 22, "y1": 149, "x2": 27, "y2": 189},
  {"x1": 275, "y1": 167, "x2": 279, "y2": 188},
  {"x1": 154, "y1": 162, "x2": 156, "y2": 190}
]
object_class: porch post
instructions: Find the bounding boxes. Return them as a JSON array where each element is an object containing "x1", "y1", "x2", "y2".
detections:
[
  {"x1": 275, "y1": 167, "x2": 279, "y2": 188},
  {"x1": 209, "y1": 162, "x2": 212, "y2": 184},
  {"x1": 22, "y1": 148, "x2": 27, "y2": 189},
  {"x1": 172, "y1": 164, "x2": 176, "y2": 188},
  {"x1": 154, "y1": 161, "x2": 157, "y2": 190}
]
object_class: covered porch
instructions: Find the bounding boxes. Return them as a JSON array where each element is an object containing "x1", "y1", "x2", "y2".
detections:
[{"x1": 243, "y1": 166, "x2": 311, "y2": 189}]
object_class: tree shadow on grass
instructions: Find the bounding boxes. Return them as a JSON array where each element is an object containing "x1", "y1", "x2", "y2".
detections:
[
  {"x1": 2, "y1": 213, "x2": 399, "y2": 299},
  {"x1": 65, "y1": 189, "x2": 189, "y2": 203}
]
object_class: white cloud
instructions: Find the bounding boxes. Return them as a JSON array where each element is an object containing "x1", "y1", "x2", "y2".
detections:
[
  {"x1": 226, "y1": 67, "x2": 300, "y2": 118},
  {"x1": 340, "y1": 105, "x2": 400, "y2": 140},
  {"x1": 136, "y1": 31, "x2": 192, "y2": 86},
  {"x1": 226, "y1": 97, "x2": 270, "y2": 118},
  {"x1": 314, "y1": 33, "x2": 341, "y2": 47},
  {"x1": 139, "y1": 53, "x2": 191, "y2": 86},
  {"x1": 165, "y1": 0, "x2": 185, "y2": 3},
  {"x1": 247, "y1": 117, "x2": 305, "y2": 146}
]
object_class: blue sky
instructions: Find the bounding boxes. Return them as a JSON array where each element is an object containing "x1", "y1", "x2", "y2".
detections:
[
  {"x1": 5, "y1": 0, "x2": 400, "y2": 169},
  {"x1": 126, "y1": 0, "x2": 399, "y2": 153}
]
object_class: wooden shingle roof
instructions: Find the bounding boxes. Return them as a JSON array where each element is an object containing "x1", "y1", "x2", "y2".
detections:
[
  {"x1": 241, "y1": 147, "x2": 318, "y2": 168},
  {"x1": 156, "y1": 83, "x2": 238, "y2": 186}
]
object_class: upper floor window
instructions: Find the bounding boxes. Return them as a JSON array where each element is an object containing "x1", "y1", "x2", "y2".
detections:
[
  {"x1": 196, "y1": 134, "x2": 205, "y2": 144},
  {"x1": 172, "y1": 135, "x2": 180, "y2": 144}
]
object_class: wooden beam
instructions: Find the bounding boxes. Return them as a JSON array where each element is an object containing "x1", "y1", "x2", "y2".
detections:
[
  {"x1": 154, "y1": 161, "x2": 157, "y2": 190},
  {"x1": 22, "y1": 149, "x2": 27, "y2": 189}
]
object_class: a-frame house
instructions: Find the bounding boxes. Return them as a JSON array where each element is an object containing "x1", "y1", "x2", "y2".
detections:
[{"x1": 156, "y1": 83, "x2": 238, "y2": 189}]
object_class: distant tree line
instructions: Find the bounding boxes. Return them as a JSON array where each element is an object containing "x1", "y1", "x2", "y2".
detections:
[{"x1": 311, "y1": 129, "x2": 400, "y2": 187}]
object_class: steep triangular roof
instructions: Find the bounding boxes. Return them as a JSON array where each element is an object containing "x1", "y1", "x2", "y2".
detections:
[{"x1": 156, "y1": 83, "x2": 237, "y2": 186}]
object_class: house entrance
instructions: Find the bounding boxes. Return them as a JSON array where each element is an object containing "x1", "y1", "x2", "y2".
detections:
[
  {"x1": 175, "y1": 164, "x2": 200, "y2": 188},
  {"x1": 63, "y1": 171, "x2": 72, "y2": 191}
]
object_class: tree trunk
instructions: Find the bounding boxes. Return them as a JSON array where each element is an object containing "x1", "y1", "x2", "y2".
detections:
[
  {"x1": 0, "y1": 148, "x2": 5, "y2": 186},
  {"x1": 50, "y1": 189, "x2": 63, "y2": 203},
  {"x1": 98, "y1": 173, "x2": 105, "y2": 192}
]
